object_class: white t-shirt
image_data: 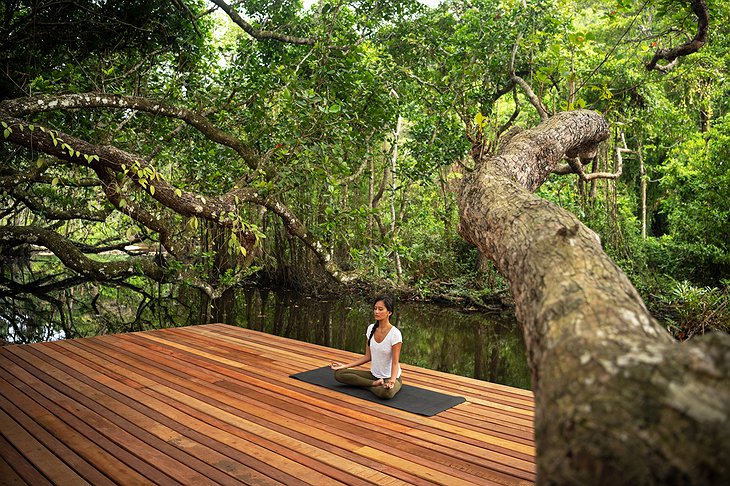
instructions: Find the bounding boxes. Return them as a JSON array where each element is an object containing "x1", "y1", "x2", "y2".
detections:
[{"x1": 366, "y1": 324, "x2": 402, "y2": 379}]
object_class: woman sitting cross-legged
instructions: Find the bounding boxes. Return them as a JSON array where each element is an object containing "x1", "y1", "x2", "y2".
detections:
[{"x1": 329, "y1": 294, "x2": 402, "y2": 399}]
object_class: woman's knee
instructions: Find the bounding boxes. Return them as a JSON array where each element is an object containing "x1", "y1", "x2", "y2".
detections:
[{"x1": 333, "y1": 368, "x2": 348, "y2": 383}]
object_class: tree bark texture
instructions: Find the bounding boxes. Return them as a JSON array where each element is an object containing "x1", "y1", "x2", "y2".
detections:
[{"x1": 457, "y1": 110, "x2": 730, "y2": 485}]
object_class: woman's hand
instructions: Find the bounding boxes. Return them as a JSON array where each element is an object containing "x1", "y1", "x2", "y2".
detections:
[
  {"x1": 384, "y1": 379, "x2": 396, "y2": 389},
  {"x1": 330, "y1": 362, "x2": 345, "y2": 370}
]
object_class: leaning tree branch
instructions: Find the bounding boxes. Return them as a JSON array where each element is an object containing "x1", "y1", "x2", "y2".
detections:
[
  {"x1": 510, "y1": 36, "x2": 550, "y2": 121},
  {"x1": 646, "y1": 0, "x2": 709, "y2": 71},
  {"x1": 491, "y1": 111, "x2": 608, "y2": 191},
  {"x1": 0, "y1": 226, "x2": 165, "y2": 282},
  {"x1": 561, "y1": 156, "x2": 623, "y2": 181},
  {"x1": 209, "y1": 0, "x2": 317, "y2": 46},
  {"x1": 553, "y1": 131, "x2": 628, "y2": 179},
  {"x1": 457, "y1": 110, "x2": 730, "y2": 483},
  {"x1": 0, "y1": 93, "x2": 262, "y2": 170},
  {"x1": 75, "y1": 237, "x2": 145, "y2": 255}
]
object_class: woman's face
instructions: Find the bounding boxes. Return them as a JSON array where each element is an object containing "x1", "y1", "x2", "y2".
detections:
[{"x1": 373, "y1": 300, "x2": 391, "y2": 321}]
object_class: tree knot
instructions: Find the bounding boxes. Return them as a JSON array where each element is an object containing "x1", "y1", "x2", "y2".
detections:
[{"x1": 556, "y1": 223, "x2": 580, "y2": 238}]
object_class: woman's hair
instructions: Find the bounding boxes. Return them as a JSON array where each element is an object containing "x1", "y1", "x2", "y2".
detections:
[
  {"x1": 368, "y1": 294, "x2": 394, "y2": 345},
  {"x1": 374, "y1": 294, "x2": 394, "y2": 313}
]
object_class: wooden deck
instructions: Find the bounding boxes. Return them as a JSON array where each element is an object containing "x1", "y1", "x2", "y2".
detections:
[{"x1": 0, "y1": 323, "x2": 535, "y2": 485}]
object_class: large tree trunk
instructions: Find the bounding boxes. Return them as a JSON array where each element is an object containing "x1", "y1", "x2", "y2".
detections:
[{"x1": 456, "y1": 110, "x2": 730, "y2": 485}]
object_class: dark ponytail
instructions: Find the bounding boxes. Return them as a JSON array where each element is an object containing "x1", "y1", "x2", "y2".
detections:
[
  {"x1": 368, "y1": 294, "x2": 394, "y2": 345},
  {"x1": 367, "y1": 321, "x2": 379, "y2": 345}
]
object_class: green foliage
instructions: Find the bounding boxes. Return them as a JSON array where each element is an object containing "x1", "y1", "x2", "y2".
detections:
[
  {"x1": 659, "y1": 114, "x2": 730, "y2": 252},
  {"x1": 644, "y1": 237, "x2": 730, "y2": 286},
  {"x1": 659, "y1": 279, "x2": 730, "y2": 340},
  {"x1": 1, "y1": 0, "x2": 208, "y2": 97},
  {"x1": 2, "y1": 0, "x2": 729, "y2": 339}
]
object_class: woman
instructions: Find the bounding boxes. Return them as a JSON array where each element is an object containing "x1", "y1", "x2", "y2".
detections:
[{"x1": 329, "y1": 295, "x2": 403, "y2": 399}]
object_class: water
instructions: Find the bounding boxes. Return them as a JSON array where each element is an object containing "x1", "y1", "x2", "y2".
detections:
[
  {"x1": 235, "y1": 288, "x2": 531, "y2": 390},
  {"x1": 0, "y1": 286, "x2": 531, "y2": 390}
]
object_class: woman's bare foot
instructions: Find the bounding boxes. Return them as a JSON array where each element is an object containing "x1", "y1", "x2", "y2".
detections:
[{"x1": 371, "y1": 378, "x2": 385, "y2": 387}]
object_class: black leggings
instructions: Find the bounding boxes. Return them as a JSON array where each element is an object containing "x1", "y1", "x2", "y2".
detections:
[{"x1": 333, "y1": 368, "x2": 402, "y2": 399}]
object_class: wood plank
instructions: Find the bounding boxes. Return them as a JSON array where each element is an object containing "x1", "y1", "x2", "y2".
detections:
[
  {"x1": 102, "y1": 336, "x2": 440, "y2": 485},
  {"x1": 0, "y1": 431, "x2": 51, "y2": 486},
  {"x1": 208, "y1": 323, "x2": 535, "y2": 399},
  {"x1": 126, "y1": 329, "x2": 536, "y2": 482},
  {"x1": 108, "y1": 328, "x2": 532, "y2": 484},
  {"x1": 194, "y1": 324, "x2": 536, "y2": 415},
  {"x1": 0, "y1": 453, "x2": 29, "y2": 486},
  {"x1": 0, "y1": 371, "x2": 155, "y2": 485},
  {"x1": 80, "y1": 336, "x2": 419, "y2": 484},
  {"x1": 22, "y1": 344, "x2": 292, "y2": 484},
  {"x1": 0, "y1": 405, "x2": 89, "y2": 485},
  {"x1": 0, "y1": 352, "x2": 177, "y2": 485},
  {"x1": 0, "y1": 323, "x2": 536, "y2": 485},
  {"x1": 51, "y1": 339, "x2": 384, "y2": 486},
  {"x1": 0, "y1": 384, "x2": 113, "y2": 485},
  {"x1": 193, "y1": 324, "x2": 534, "y2": 443},
  {"x1": 11, "y1": 344, "x2": 243, "y2": 486},
  {"x1": 149, "y1": 327, "x2": 536, "y2": 452},
  {"x1": 23, "y1": 343, "x2": 298, "y2": 486},
  {"x1": 96, "y1": 334, "x2": 480, "y2": 486}
]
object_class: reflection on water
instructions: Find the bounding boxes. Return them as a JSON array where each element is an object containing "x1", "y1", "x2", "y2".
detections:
[
  {"x1": 0, "y1": 313, "x2": 67, "y2": 343},
  {"x1": 237, "y1": 288, "x2": 531, "y2": 390},
  {"x1": 0, "y1": 285, "x2": 531, "y2": 390}
]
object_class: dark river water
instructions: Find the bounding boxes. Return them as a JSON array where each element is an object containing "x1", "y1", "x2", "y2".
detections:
[{"x1": 1, "y1": 286, "x2": 532, "y2": 390}]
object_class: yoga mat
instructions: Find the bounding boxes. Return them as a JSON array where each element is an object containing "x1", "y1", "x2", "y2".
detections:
[{"x1": 290, "y1": 366, "x2": 466, "y2": 416}]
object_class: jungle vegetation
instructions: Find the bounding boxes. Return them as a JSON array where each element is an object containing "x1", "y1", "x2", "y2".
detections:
[
  {"x1": 2, "y1": 1, "x2": 730, "y2": 483},
  {"x1": 1, "y1": 0, "x2": 727, "y2": 340}
]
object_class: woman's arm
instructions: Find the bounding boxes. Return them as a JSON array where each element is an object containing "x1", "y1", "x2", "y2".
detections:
[
  {"x1": 330, "y1": 344, "x2": 372, "y2": 370},
  {"x1": 385, "y1": 342, "x2": 402, "y2": 388}
]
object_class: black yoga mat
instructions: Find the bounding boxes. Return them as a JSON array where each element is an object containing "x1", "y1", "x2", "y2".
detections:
[{"x1": 290, "y1": 366, "x2": 466, "y2": 416}]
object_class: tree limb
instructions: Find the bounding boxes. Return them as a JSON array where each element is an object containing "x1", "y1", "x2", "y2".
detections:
[
  {"x1": 510, "y1": 36, "x2": 550, "y2": 121},
  {"x1": 371, "y1": 164, "x2": 390, "y2": 209},
  {"x1": 1, "y1": 113, "x2": 356, "y2": 284},
  {"x1": 0, "y1": 93, "x2": 261, "y2": 170},
  {"x1": 646, "y1": 0, "x2": 709, "y2": 71},
  {"x1": 0, "y1": 226, "x2": 165, "y2": 282},
  {"x1": 457, "y1": 110, "x2": 730, "y2": 484},
  {"x1": 489, "y1": 110, "x2": 608, "y2": 191},
  {"x1": 209, "y1": 0, "x2": 317, "y2": 46},
  {"x1": 553, "y1": 131, "x2": 628, "y2": 180}
]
